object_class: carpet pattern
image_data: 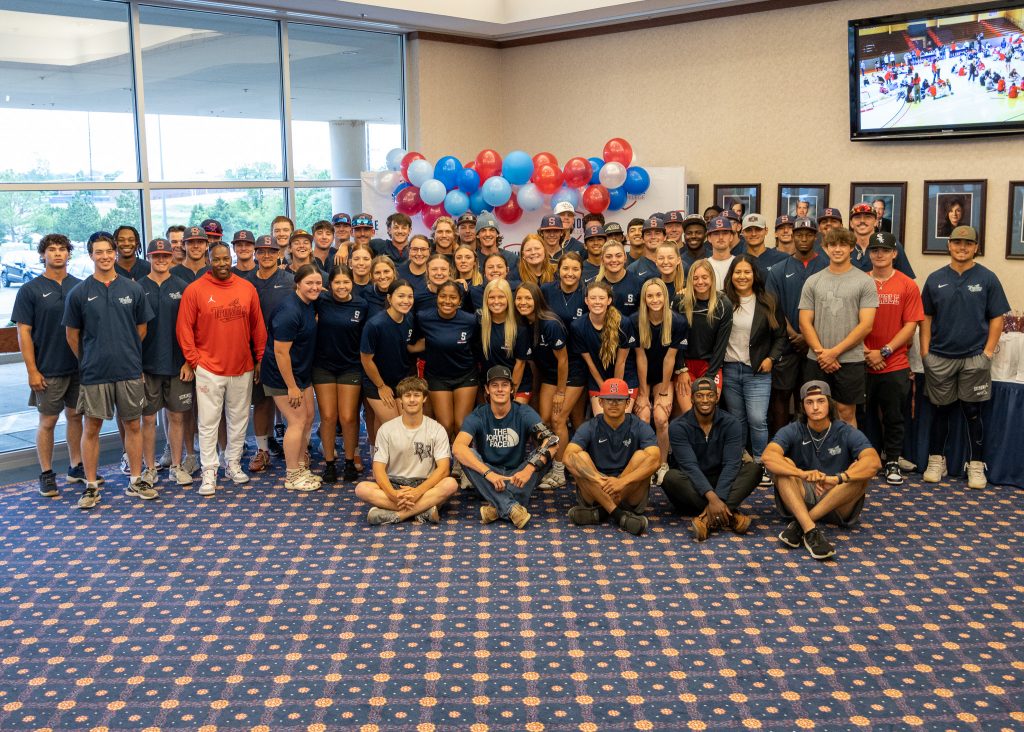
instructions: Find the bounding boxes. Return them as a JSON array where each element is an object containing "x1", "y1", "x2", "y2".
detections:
[{"x1": 0, "y1": 459, "x2": 1022, "y2": 731}]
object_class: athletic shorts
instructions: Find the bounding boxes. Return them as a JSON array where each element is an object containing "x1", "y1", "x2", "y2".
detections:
[
  {"x1": 143, "y1": 373, "x2": 194, "y2": 415},
  {"x1": 427, "y1": 369, "x2": 479, "y2": 392},
  {"x1": 773, "y1": 479, "x2": 865, "y2": 529},
  {"x1": 387, "y1": 475, "x2": 426, "y2": 490},
  {"x1": 540, "y1": 370, "x2": 586, "y2": 388},
  {"x1": 803, "y1": 360, "x2": 866, "y2": 405},
  {"x1": 771, "y1": 350, "x2": 804, "y2": 392},
  {"x1": 28, "y1": 373, "x2": 79, "y2": 416},
  {"x1": 263, "y1": 384, "x2": 311, "y2": 397},
  {"x1": 923, "y1": 352, "x2": 992, "y2": 405},
  {"x1": 77, "y1": 378, "x2": 146, "y2": 421},
  {"x1": 312, "y1": 367, "x2": 361, "y2": 386},
  {"x1": 686, "y1": 359, "x2": 723, "y2": 388}
]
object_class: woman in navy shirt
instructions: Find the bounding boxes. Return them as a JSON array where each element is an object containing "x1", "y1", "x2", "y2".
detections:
[
  {"x1": 572, "y1": 280, "x2": 638, "y2": 415},
  {"x1": 347, "y1": 243, "x2": 374, "y2": 302},
  {"x1": 654, "y1": 243, "x2": 686, "y2": 306},
  {"x1": 517, "y1": 234, "x2": 556, "y2": 287},
  {"x1": 313, "y1": 265, "x2": 367, "y2": 483},
  {"x1": 467, "y1": 253, "x2": 517, "y2": 312},
  {"x1": 361, "y1": 255, "x2": 398, "y2": 317},
  {"x1": 414, "y1": 253, "x2": 456, "y2": 313},
  {"x1": 479, "y1": 278, "x2": 530, "y2": 402},
  {"x1": 453, "y1": 244, "x2": 482, "y2": 292},
  {"x1": 360, "y1": 279, "x2": 416, "y2": 427},
  {"x1": 596, "y1": 241, "x2": 643, "y2": 317},
  {"x1": 260, "y1": 264, "x2": 322, "y2": 491},
  {"x1": 542, "y1": 251, "x2": 590, "y2": 441}
]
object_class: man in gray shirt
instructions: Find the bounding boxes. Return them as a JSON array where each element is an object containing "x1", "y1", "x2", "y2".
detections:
[{"x1": 798, "y1": 227, "x2": 878, "y2": 427}]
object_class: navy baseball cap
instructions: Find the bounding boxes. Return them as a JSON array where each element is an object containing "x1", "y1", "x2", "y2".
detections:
[
  {"x1": 231, "y1": 230, "x2": 255, "y2": 244},
  {"x1": 88, "y1": 231, "x2": 114, "y2": 244},
  {"x1": 706, "y1": 216, "x2": 732, "y2": 233},
  {"x1": 818, "y1": 207, "x2": 843, "y2": 223},
  {"x1": 682, "y1": 213, "x2": 707, "y2": 229},
  {"x1": 539, "y1": 215, "x2": 562, "y2": 231},
  {"x1": 775, "y1": 214, "x2": 795, "y2": 229},
  {"x1": 457, "y1": 213, "x2": 477, "y2": 226},
  {"x1": 331, "y1": 213, "x2": 351, "y2": 226},
  {"x1": 200, "y1": 218, "x2": 223, "y2": 236},
  {"x1": 255, "y1": 234, "x2": 279, "y2": 250},
  {"x1": 289, "y1": 229, "x2": 313, "y2": 243},
  {"x1": 793, "y1": 217, "x2": 818, "y2": 232},
  {"x1": 665, "y1": 210, "x2": 685, "y2": 224},
  {"x1": 147, "y1": 238, "x2": 173, "y2": 255},
  {"x1": 184, "y1": 226, "x2": 208, "y2": 242},
  {"x1": 352, "y1": 213, "x2": 375, "y2": 228},
  {"x1": 692, "y1": 377, "x2": 717, "y2": 394},
  {"x1": 643, "y1": 215, "x2": 666, "y2": 232},
  {"x1": 720, "y1": 209, "x2": 741, "y2": 223},
  {"x1": 584, "y1": 224, "x2": 606, "y2": 240},
  {"x1": 867, "y1": 232, "x2": 898, "y2": 250},
  {"x1": 604, "y1": 222, "x2": 624, "y2": 237}
]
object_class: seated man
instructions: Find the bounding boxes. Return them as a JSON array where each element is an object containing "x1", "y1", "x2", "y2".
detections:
[
  {"x1": 452, "y1": 366, "x2": 559, "y2": 529},
  {"x1": 661, "y1": 377, "x2": 762, "y2": 541},
  {"x1": 761, "y1": 380, "x2": 881, "y2": 561},
  {"x1": 563, "y1": 378, "x2": 661, "y2": 535},
  {"x1": 355, "y1": 376, "x2": 458, "y2": 525}
]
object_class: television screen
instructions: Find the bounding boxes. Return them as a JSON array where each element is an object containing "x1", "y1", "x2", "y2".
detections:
[{"x1": 849, "y1": 1, "x2": 1024, "y2": 140}]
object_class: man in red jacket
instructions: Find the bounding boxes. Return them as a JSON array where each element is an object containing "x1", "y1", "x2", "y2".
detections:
[{"x1": 176, "y1": 242, "x2": 267, "y2": 497}]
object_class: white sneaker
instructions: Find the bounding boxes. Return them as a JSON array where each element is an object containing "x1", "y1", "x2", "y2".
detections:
[
  {"x1": 158, "y1": 445, "x2": 173, "y2": 470},
  {"x1": 285, "y1": 470, "x2": 321, "y2": 492},
  {"x1": 119, "y1": 452, "x2": 131, "y2": 475},
  {"x1": 540, "y1": 467, "x2": 566, "y2": 489},
  {"x1": 181, "y1": 454, "x2": 200, "y2": 475},
  {"x1": 225, "y1": 464, "x2": 249, "y2": 485},
  {"x1": 922, "y1": 454, "x2": 947, "y2": 483},
  {"x1": 652, "y1": 462, "x2": 669, "y2": 487},
  {"x1": 198, "y1": 469, "x2": 217, "y2": 496},
  {"x1": 965, "y1": 461, "x2": 988, "y2": 490},
  {"x1": 897, "y1": 456, "x2": 917, "y2": 472},
  {"x1": 141, "y1": 466, "x2": 160, "y2": 489},
  {"x1": 170, "y1": 464, "x2": 194, "y2": 486}
]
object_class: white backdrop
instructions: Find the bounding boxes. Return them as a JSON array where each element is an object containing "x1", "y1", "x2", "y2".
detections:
[{"x1": 360, "y1": 167, "x2": 686, "y2": 251}]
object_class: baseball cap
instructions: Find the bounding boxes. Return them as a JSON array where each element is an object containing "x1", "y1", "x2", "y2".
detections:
[
  {"x1": 457, "y1": 212, "x2": 477, "y2": 227},
  {"x1": 818, "y1": 207, "x2": 843, "y2": 223},
  {"x1": 721, "y1": 209, "x2": 741, "y2": 223},
  {"x1": 597, "y1": 378, "x2": 631, "y2": 400},
  {"x1": 331, "y1": 213, "x2": 351, "y2": 226},
  {"x1": 707, "y1": 216, "x2": 732, "y2": 233},
  {"x1": 476, "y1": 211, "x2": 499, "y2": 232},
  {"x1": 775, "y1": 215, "x2": 795, "y2": 229},
  {"x1": 553, "y1": 201, "x2": 576, "y2": 216},
  {"x1": 692, "y1": 377, "x2": 717, "y2": 395},
  {"x1": 643, "y1": 215, "x2": 666, "y2": 232},
  {"x1": 200, "y1": 218, "x2": 223, "y2": 236},
  {"x1": 682, "y1": 213, "x2": 708, "y2": 229},
  {"x1": 793, "y1": 217, "x2": 818, "y2": 232},
  {"x1": 539, "y1": 215, "x2": 562, "y2": 231},
  {"x1": 604, "y1": 222, "x2": 624, "y2": 238},
  {"x1": 800, "y1": 380, "x2": 832, "y2": 400},
  {"x1": 485, "y1": 365, "x2": 513, "y2": 383},
  {"x1": 850, "y1": 202, "x2": 876, "y2": 218},
  {"x1": 232, "y1": 230, "x2": 255, "y2": 245},
  {"x1": 742, "y1": 213, "x2": 767, "y2": 230},
  {"x1": 255, "y1": 235, "x2": 279, "y2": 250},
  {"x1": 147, "y1": 238, "x2": 173, "y2": 255},
  {"x1": 949, "y1": 225, "x2": 978, "y2": 242},
  {"x1": 665, "y1": 210, "x2": 685, "y2": 225},
  {"x1": 867, "y1": 232, "x2": 898, "y2": 250},
  {"x1": 584, "y1": 224, "x2": 606, "y2": 240},
  {"x1": 88, "y1": 231, "x2": 114, "y2": 245},
  {"x1": 289, "y1": 229, "x2": 313, "y2": 243},
  {"x1": 184, "y1": 226, "x2": 208, "y2": 242},
  {"x1": 351, "y1": 213, "x2": 375, "y2": 228}
]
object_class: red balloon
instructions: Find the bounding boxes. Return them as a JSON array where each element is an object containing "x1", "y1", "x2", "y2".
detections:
[
  {"x1": 464, "y1": 160, "x2": 476, "y2": 170},
  {"x1": 602, "y1": 138, "x2": 633, "y2": 166},
  {"x1": 582, "y1": 184, "x2": 611, "y2": 214},
  {"x1": 563, "y1": 157, "x2": 592, "y2": 189},
  {"x1": 532, "y1": 163, "x2": 564, "y2": 195},
  {"x1": 493, "y1": 192, "x2": 523, "y2": 225},
  {"x1": 475, "y1": 149, "x2": 503, "y2": 181},
  {"x1": 395, "y1": 186, "x2": 423, "y2": 215},
  {"x1": 421, "y1": 203, "x2": 447, "y2": 229},
  {"x1": 400, "y1": 151, "x2": 425, "y2": 183},
  {"x1": 532, "y1": 151, "x2": 559, "y2": 169}
]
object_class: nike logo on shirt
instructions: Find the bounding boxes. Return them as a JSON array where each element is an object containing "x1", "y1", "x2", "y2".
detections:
[
  {"x1": 88, "y1": 296, "x2": 99, "y2": 301},
  {"x1": 802, "y1": 440, "x2": 812, "y2": 445},
  {"x1": 598, "y1": 438, "x2": 608, "y2": 443},
  {"x1": 937, "y1": 283, "x2": 950, "y2": 288},
  {"x1": 274, "y1": 285, "x2": 284, "y2": 289},
  {"x1": 786, "y1": 273, "x2": 796, "y2": 278},
  {"x1": 42, "y1": 292, "x2": 53, "y2": 298}
]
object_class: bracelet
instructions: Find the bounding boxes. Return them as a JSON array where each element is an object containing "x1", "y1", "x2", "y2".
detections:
[
  {"x1": 484, "y1": 468, "x2": 492, "y2": 478},
  {"x1": 841, "y1": 472, "x2": 849, "y2": 484},
  {"x1": 658, "y1": 392, "x2": 669, "y2": 397}
]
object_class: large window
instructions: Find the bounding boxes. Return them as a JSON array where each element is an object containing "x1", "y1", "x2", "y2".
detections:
[{"x1": 150, "y1": 187, "x2": 286, "y2": 238}]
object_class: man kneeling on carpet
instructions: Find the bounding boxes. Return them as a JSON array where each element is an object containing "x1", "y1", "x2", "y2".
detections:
[
  {"x1": 761, "y1": 380, "x2": 881, "y2": 560},
  {"x1": 452, "y1": 366, "x2": 559, "y2": 529},
  {"x1": 661, "y1": 377, "x2": 761, "y2": 542},
  {"x1": 355, "y1": 376, "x2": 458, "y2": 525},
  {"x1": 563, "y1": 378, "x2": 661, "y2": 536}
]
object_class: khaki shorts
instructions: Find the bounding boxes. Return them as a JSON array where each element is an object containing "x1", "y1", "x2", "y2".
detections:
[
  {"x1": 29, "y1": 373, "x2": 80, "y2": 416},
  {"x1": 77, "y1": 378, "x2": 146, "y2": 421},
  {"x1": 143, "y1": 373, "x2": 194, "y2": 415}
]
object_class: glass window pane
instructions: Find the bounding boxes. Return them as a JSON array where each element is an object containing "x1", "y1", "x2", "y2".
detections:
[
  {"x1": 0, "y1": 0, "x2": 138, "y2": 183},
  {"x1": 140, "y1": 8, "x2": 283, "y2": 182},
  {"x1": 149, "y1": 188, "x2": 287, "y2": 238},
  {"x1": 294, "y1": 186, "x2": 361, "y2": 228},
  {"x1": 288, "y1": 25, "x2": 403, "y2": 180}
]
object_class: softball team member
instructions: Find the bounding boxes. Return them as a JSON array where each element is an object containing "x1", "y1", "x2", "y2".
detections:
[
  {"x1": 347, "y1": 242, "x2": 374, "y2": 303},
  {"x1": 415, "y1": 253, "x2": 457, "y2": 313},
  {"x1": 453, "y1": 244, "x2": 482, "y2": 292},
  {"x1": 518, "y1": 234, "x2": 556, "y2": 286},
  {"x1": 399, "y1": 234, "x2": 431, "y2": 292},
  {"x1": 542, "y1": 252, "x2": 587, "y2": 328},
  {"x1": 596, "y1": 241, "x2": 643, "y2": 317},
  {"x1": 572, "y1": 280, "x2": 638, "y2": 415},
  {"x1": 654, "y1": 243, "x2": 686, "y2": 305},
  {"x1": 360, "y1": 280, "x2": 416, "y2": 426},
  {"x1": 677, "y1": 258, "x2": 733, "y2": 393},
  {"x1": 362, "y1": 255, "x2": 398, "y2": 316},
  {"x1": 467, "y1": 253, "x2": 517, "y2": 312},
  {"x1": 479, "y1": 279, "x2": 530, "y2": 401}
]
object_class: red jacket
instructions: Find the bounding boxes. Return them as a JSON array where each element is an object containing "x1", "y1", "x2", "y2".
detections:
[{"x1": 176, "y1": 272, "x2": 267, "y2": 376}]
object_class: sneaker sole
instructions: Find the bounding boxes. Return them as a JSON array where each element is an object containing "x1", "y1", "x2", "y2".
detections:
[
  {"x1": 38, "y1": 490, "x2": 59, "y2": 498},
  {"x1": 197, "y1": 489, "x2": 215, "y2": 496},
  {"x1": 804, "y1": 543, "x2": 836, "y2": 560},
  {"x1": 124, "y1": 489, "x2": 158, "y2": 500},
  {"x1": 886, "y1": 476, "x2": 904, "y2": 485},
  {"x1": 778, "y1": 530, "x2": 802, "y2": 548}
]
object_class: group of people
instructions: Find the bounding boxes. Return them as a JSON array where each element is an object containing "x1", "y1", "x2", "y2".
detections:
[{"x1": 14, "y1": 195, "x2": 1009, "y2": 560}]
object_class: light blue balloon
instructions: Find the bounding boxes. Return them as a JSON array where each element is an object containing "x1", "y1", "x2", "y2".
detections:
[
  {"x1": 588, "y1": 157, "x2": 604, "y2": 185},
  {"x1": 444, "y1": 189, "x2": 470, "y2": 217},
  {"x1": 385, "y1": 147, "x2": 407, "y2": 171},
  {"x1": 608, "y1": 185, "x2": 628, "y2": 211},
  {"x1": 469, "y1": 190, "x2": 489, "y2": 215},
  {"x1": 551, "y1": 186, "x2": 580, "y2": 210},
  {"x1": 481, "y1": 176, "x2": 512, "y2": 207},
  {"x1": 434, "y1": 156, "x2": 463, "y2": 191},
  {"x1": 502, "y1": 150, "x2": 534, "y2": 186},
  {"x1": 517, "y1": 182, "x2": 544, "y2": 212},
  {"x1": 407, "y1": 158, "x2": 433, "y2": 188},
  {"x1": 420, "y1": 178, "x2": 447, "y2": 206},
  {"x1": 624, "y1": 166, "x2": 651, "y2": 195}
]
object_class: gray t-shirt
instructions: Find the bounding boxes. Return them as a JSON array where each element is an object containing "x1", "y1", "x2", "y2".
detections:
[
  {"x1": 798, "y1": 266, "x2": 878, "y2": 364},
  {"x1": 373, "y1": 415, "x2": 451, "y2": 480}
]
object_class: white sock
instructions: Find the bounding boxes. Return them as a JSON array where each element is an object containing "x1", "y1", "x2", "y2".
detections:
[
  {"x1": 130, "y1": 475, "x2": 140, "y2": 484},
  {"x1": 255, "y1": 435, "x2": 269, "y2": 451},
  {"x1": 552, "y1": 461, "x2": 564, "y2": 472}
]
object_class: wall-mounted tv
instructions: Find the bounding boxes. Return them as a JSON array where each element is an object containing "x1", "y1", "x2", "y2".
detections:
[{"x1": 849, "y1": 1, "x2": 1024, "y2": 140}]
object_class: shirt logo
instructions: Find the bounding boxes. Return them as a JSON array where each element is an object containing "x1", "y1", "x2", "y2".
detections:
[
  {"x1": 212, "y1": 297, "x2": 246, "y2": 323},
  {"x1": 967, "y1": 284, "x2": 983, "y2": 293},
  {"x1": 485, "y1": 428, "x2": 520, "y2": 449},
  {"x1": 119, "y1": 295, "x2": 133, "y2": 305},
  {"x1": 555, "y1": 339, "x2": 564, "y2": 347},
  {"x1": 786, "y1": 272, "x2": 797, "y2": 278},
  {"x1": 828, "y1": 445, "x2": 841, "y2": 456},
  {"x1": 598, "y1": 438, "x2": 608, "y2": 443},
  {"x1": 168, "y1": 292, "x2": 182, "y2": 300},
  {"x1": 42, "y1": 292, "x2": 53, "y2": 298},
  {"x1": 623, "y1": 438, "x2": 632, "y2": 447},
  {"x1": 208, "y1": 295, "x2": 216, "y2": 303},
  {"x1": 458, "y1": 331, "x2": 468, "y2": 344},
  {"x1": 274, "y1": 284, "x2": 285, "y2": 289},
  {"x1": 937, "y1": 283, "x2": 949, "y2": 288},
  {"x1": 413, "y1": 441, "x2": 433, "y2": 461},
  {"x1": 802, "y1": 440, "x2": 812, "y2": 445},
  {"x1": 352, "y1": 310, "x2": 362, "y2": 322},
  {"x1": 88, "y1": 295, "x2": 99, "y2": 301}
]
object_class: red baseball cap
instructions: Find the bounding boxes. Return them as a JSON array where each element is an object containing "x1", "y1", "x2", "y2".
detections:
[{"x1": 597, "y1": 378, "x2": 631, "y2": 400}]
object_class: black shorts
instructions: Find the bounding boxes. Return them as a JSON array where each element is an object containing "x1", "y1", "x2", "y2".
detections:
[
  {"x1": 312, "y1": 367, "x2": 361, "y2": 386},
  {"x1": 539, "y1": 370, "x2": 586, "y2": 388},
  {"x1": 426, "y1": 369, "x2": 479, "y2": 392},
  {"x1": 771, "y1": 350, "x2": 804, "y2": 392},
  {"x1": 803, "y1": 360, "x2": 866, "y2": 405}
]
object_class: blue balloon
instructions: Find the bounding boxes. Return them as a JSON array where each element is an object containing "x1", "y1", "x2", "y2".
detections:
[
  {"x1": 551, "y1": 186, "x2": 580, "y2": 210},
  {"x1": 469, "y1": 189, "x2": 489, "y2": 215},
  {"x1": 420, "y1": 178, "x2": 447, "y2": 206},
  {"x1": 588, "y1": 157, "x2": 604, "y2": 185},
  {"x1": 407, "y1": 158, "x2": 433, "y2": 188},
  {"x1": 502, "y1": 150, "x2": 534, "y2": 186},
  {"x1": 444, "y1": 189, "x2": 470, "y2": 217},
  {"x1": 457, "y1": 168, "x2": 481, "y2": 195},
  {"x1": 608, "y1": 185, "x2": 628, "y2": 211},
  {"x1": 392, "y1": 181, "x2": 410, "y2": 199},
  {"x1": 434, "y1": 155, "x2": 463, "y2": 191},
  {"x1": 481, "y1": 176, "x2": 512, "y2": 207},
  {"x1": 517, "y1": 182, "x2": 544, "y2": 212},
  {"x1": 624, "y1": 166, "x2": 651, "y2": 196},
  {"x1": 385, "y1": 147, "x2": 407, "y2": 171}
]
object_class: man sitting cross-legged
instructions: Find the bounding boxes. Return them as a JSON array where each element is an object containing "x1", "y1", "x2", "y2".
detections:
[
  {"x1": 355, "y1": 376, "x2": 458, "y2": 525},
  {"x1": 564, "y1": 378, "x2": 661, "y2": 536}
]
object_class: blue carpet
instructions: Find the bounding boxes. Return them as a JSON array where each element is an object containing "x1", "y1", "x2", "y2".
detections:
[{"x1": 0, "y1": 458, "x2": 1022, "y2": 731}]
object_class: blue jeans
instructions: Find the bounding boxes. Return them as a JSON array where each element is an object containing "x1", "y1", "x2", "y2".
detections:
[
  {"x1": 462, "y1": 448, "x2": 548, "y2": 518},
  {"x1": 721, "y1": 362, "x2": 772, "y2": 459}
]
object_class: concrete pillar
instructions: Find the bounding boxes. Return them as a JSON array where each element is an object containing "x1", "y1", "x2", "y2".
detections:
[{"x1": 329, "y1": 120, "x2": 367, "y2": 215}]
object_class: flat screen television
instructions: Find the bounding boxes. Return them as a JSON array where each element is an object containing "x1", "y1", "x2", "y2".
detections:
[{"x1": 849, "y1": 1, "x2": 1024, "y2": 140}]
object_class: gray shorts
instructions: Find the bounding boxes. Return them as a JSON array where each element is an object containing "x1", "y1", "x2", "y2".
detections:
[
  {"x1": 29, "y1": 373, "x2": 80, "y2": 416},
  {"x1": 143, "y1": 373, "x2": 194, "y2": 415},
  {"x1": 774, "y1": 480, "x2": 865, "y2": 529},
  {"x1": 263, "y1": 385, "x2": 289, "y2": 397},
  {"x1": 387, "y1": 475, "x2": 426, "y2": 489},
  {"x1": 923, "y1": 352, "x2": 992, "y2": 405},
  {"x1": 77, "y1": 378, "x2": 146, "y2": 421}
]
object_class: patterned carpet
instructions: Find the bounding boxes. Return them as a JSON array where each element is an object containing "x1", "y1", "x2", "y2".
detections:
[{"x1": 0, "y1": 456, "x2": 1022, "y2": 732}]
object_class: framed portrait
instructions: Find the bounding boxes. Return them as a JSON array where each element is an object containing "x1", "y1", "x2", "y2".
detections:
[
  {"x1": 777, "y1": 184, "x2": 830, "y2": 220},
  {"x1": 1008, "y1": 181, "x2": 1024, "y2": 259},
  {"x1": 923, "y1": 179, "x2": 987, "y2": 255},
  {"x1": 686, "y1": 184, "x2": 699, "y2": 217},
  {"x1": 714, "y1": 184, "x2": 761, "y2": 219},
  {"x1": 850, "y1": 182, "x2": 907, "y2": 243}
]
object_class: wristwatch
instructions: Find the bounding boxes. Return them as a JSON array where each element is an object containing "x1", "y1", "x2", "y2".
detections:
[{"x1": 880, "y1": 345, "x2": 893, "y2": 358}]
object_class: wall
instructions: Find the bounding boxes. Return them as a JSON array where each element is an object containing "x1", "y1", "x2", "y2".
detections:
[{"x1": 406, "y1": 0, "x2": 1024, "y2": 306}]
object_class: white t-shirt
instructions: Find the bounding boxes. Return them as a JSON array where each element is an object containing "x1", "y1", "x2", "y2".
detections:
[
  {"x1": 373, "y1": 414, "x2": 451, "y2": 480},
  {"x1": 726, "y1": 294, "x2": 755, "y2": 366},
  {"x1": 708, "y1": 256, "x2": 735, "y2": 290}
]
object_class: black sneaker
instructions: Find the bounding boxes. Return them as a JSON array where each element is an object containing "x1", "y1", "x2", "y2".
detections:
[
  {"x1": 778, "y1": 520, "x2": 803, "y2": 548},
  {"x1": 802, "y1": 527, "x2": 836, "y2": 560},
  {"x1": 568, "y1": 504, "x2": 602, "y2": 525},
  {"x1": 67, "y1": 464, "x2": 104, "y2": 485},
  {"x1": 885, "y1": 461, "x2": 904, "y2": 485},
  {"x1": 342, "y1": 459, "x2": 359, "y2": 482},
  {"x1": 38, "y1": 470, "x2": 58, "y2": 497},
  {"x1": 321, "y1": 460, "x2": 337, "y2": 484},
  {"x1": 616, "y1": 510, "x2": 648, "y2": 536},
  {"x1": 759, "y1": 465, "x2": 773, "y2": 487},
  {"x1": 268, "y1": 434, "x2": 283, "y2": 458}
]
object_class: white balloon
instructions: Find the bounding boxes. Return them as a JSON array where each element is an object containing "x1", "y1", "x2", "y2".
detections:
[
  {"x1": 375, "y1": 170, "x2": 402, "y2": 195},
  {"x1": 407, "y1": 159, "x2": 434, "y2": 188},
  {"x1": 517, "y1": 182, "x2": 544, "y2": 212},
  {"x1": 385, "y1": 147, "x2": 407, "y2": 171},
  {"x1": 598, "y1": 161, "x2": 627, "y2": 190}
]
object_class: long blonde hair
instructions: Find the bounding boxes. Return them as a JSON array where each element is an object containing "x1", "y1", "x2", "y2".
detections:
[
  {"x1": 480, "y1": 278, "x2": 517, "y2": 360},
  {"x1": 595, "y1": 240, "x2": 627, "y2": 283},
  {"x1": 680, "y1": 258, "x2": 720, "y2": 326},
  {"x1": 656, "y1": 243, "x2": 686, "y2": 293},
  {"x1": 638, "y1": 278, "x2": 674, "y2": 349},
  {"x1": 517, "y1": 234, "x2": 556, "y2": 285},
  {"x1": 586, "y1": 280, "x2": 621, "y2": 369}
]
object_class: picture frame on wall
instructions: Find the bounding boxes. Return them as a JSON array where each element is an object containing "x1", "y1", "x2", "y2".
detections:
[
  {"x1": 778, "y1": 184, "x2": 830, "y2": 220},
  {"x1": 1007, "y1": 181, "x2": 1024, "y2": 260},
  {"x1": 923, "y1": 179, "x2": 987, "y2": 255},
  {"x1": 686, "y1": 184, "x2": 699, "y2": 216},
  {"x1": 714, "y1": 184, "x2": 761, "y2": 220},
  {"x1": 850, "y1": 181, "x2": 907, "y2": 243}
]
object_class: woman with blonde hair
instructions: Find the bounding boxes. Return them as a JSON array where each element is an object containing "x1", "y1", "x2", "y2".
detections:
[
  {"x1": 676, "y1": 259, "x2": 733, "y2": 405},
  {"x1": 517, "y1": 234, "x2": 557, "y2": 286},
  {"x1": 654, "y1": 243, "x2": 686, "y2": 305},
  {"x1": 571, "y1": 280, "x2": 639, "y2": 415},
  {"x1": 362, "y1": 255, "x2": 399, "y2": 316},
  {"x1": 595, "y1": 240, "x2": 643, "y2": 317},
  {"x1": 480, "y1": 278, "x2": 530, "y2": 403},
  {"x1": 453, "y1": 244, "x2": 483, "y2": 289}
]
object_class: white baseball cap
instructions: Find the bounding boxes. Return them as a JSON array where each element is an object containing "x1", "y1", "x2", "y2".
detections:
[{"x1": 553, "y1": 201, "x2": 576, "y2": 215}]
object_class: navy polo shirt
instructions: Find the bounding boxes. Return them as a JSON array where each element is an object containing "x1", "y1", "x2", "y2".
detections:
[
  {"x1": 630, "y1": 311, "x2": 689, "y2": 386},
  {"x1": 745, "y1": 248, "x2": 790, "y2": 278},
  {"x1": 459, "y1": 402, "x2": 545, "y2": 472},
  {"x1": 771, "y1": 419, "x2": 874, "y2": 475},
  {"x1": 766, "y1": 253, "x2": 828, "y2": 335},
  {"x1": 581, "y1": 260, "x2": 601, "y2": 284},
  {"x1": 571, "y1": 316, "x2": 639, "y2": 390},
  {"x1": 170, "y1": 263, "x2": 209, "y2": 284},
  {"x1": 11, "y1": 273, "x2": 81, "y2": 377},
  {"x1": 922, "y1": 263, "x2": 1010, "y2": 358},
  {"x1": 315, "y1": 294, "x2": 366, "y2": 375},
  {"x1": 668, "y1": 408, "x2": 744, "y2": 500},
  {"x1": 250, "y1": 268, "x2": 295, "y2": 325},
  {"x1": 260, "y1": 294, "x2": 318, "y2": 390},
  {"x1": 351, "y1": 280, "x2": 373, "y2": 305},
  {"x1": 571, "y1": 413, "x2": 657, "y2": 475},
  {"x1": 627, "y1": 256, "x2": 660, "y2": 283},
  {"x1": 481, "y1": 319, "x2": 532, "y2": 387},
  {"x1": 397, "y1": 262, "x2": 428, "y2": 294},
  {"x1": 115, "y1": 258, "x2": 151, "y2": 281},
  {"x1": 416, "y1": 307, "x2": 479, "y2": 378},
  {"x1": 556, "y1": 238, "x2": 586, "y2": 260},
  {"x1": 371, "y1": 238, "x2": 408, "y2": 263},
  {"x1": 140, "y1": 274, "x2": 187, "y2": 376},
  {"x1": 851, "y1": 241, "x2": 916, "y2": 278},
  {"x1": 476, "y1": 247, "x2": 519, "y2": 274},
  {"x1": 360, "y1": 310, "x2": 415, "y2": 388},
  {"x1": 522, "y1": 317, "x2": 569, "y2": 382},
  {"x1": 232, "y1": 265, "x2": 258, "y2": 279},
  {"x1": 602, "y1": 270, "x2": 643, "y2": 317},
  {"x1": 542, "y1": 281, "x2": 587, "y2": 327},
  {"x1": 62, "y1": 275, "x2": 153, "y2": 385},
  {"x1": 361, "y1": 285, "x2": 391, "y2": 318}
]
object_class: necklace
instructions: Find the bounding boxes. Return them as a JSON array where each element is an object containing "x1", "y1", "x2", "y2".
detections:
[{"x1": 807, "y1": 423, "x2": 832, "y2": 451}]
